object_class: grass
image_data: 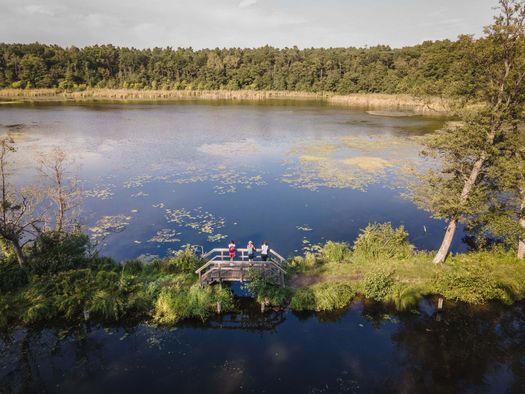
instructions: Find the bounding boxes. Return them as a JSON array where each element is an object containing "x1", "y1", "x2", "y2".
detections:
[
  {"x1": 288, "y1": 223, "x2": 525, "y2": 313},
  {"x1": 0, "y1": 88, "x2": 448, "y2": 114}
]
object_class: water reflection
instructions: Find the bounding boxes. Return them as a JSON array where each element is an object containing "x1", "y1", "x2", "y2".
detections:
[{"x1": 2, "y1": 300, "x2": 525, "y2": 393}]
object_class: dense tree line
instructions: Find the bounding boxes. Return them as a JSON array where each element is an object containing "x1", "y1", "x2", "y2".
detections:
[{"x1": 0, "y1": 40, "x2": 470, "y2": 96}]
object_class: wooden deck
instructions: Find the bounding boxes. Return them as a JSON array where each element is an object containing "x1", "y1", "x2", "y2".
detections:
[{"x1": 196, "y1": 248, "x2": 286, "y2": 287}]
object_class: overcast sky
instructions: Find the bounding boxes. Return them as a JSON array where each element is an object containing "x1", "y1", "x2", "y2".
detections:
[{"x1": 1, "y1": 0, "x2": 497, "y2": 49}]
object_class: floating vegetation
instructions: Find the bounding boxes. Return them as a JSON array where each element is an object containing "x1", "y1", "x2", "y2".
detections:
[
  {"x1": 89, "y1": 215, "x2": 132, "y2": 239},
  {"x1": 124, "y1": 175, "x2": 153, "y2": 189},
  {"x1": 213, "y1": 185, "x2": 237, "y2": 195},
  {"x1": 207, "y1": 233, "x2": 228, "y2": 242},
  {"x1": 301, "y1": 238, "x2": 323, "y2": 254},
  {"x1": 197, "y1": 140, "x2": 259, "y2": 156},
  {"x1": 148, "y1": 229, "x2": 181, "y2": 243},
  {"x1": 282, "y1": 136, "x2": 419, "y2": 191},
  {"x1": 296, "y1": 225, "x2": 313, "y2": 232},
  {"x1": 340, "y1": 157, "x2": 393, "y2": 171},
  {"x1": 84, "y1": 186, "x2": 115, "y2": 200},
  {"x1": 165, "y1": 207, "x2": 226, "y2": 235},
  {"x1": 131, "y1": 191, "x2": 149, "y2": 198}
]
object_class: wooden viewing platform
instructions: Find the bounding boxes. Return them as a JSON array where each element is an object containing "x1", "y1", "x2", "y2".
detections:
[{"x1": 196, "y1": 248, "x2": 286, "y2": 287}]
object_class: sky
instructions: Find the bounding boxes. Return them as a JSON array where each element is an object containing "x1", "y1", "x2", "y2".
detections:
[{"x1": 1, "y1": 0, "x2": 498, "y2": 49}]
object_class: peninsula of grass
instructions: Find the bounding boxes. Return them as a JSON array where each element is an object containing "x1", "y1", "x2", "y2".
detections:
[{"x1": 1, "y1": 223, "x2": 524, "y2": 332}]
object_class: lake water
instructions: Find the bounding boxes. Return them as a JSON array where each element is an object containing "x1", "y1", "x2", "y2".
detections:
[
  {"x1": 0, "y1": 100, "x2": 465, "y2": 260},
  {"x1": 1, "y1": 299, "x2": 524, "y2": 393}
]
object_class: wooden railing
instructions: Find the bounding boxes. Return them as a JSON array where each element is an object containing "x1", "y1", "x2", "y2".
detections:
[{"x1": 196, "y1": 248, "x2": 287, "y2": 287}]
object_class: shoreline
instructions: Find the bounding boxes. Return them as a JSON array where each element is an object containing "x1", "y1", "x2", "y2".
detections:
[{"x1": 0, "y1": 88, "x2": 449, "y2": 115}]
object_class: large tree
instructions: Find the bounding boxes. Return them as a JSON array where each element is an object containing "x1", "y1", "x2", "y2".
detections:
[
  {"x1": 412, "y1": 0, "x2": 525, "y2": 264},
  {"x1": 0, "y1": 137, "x2": 43, "y2": 267}
]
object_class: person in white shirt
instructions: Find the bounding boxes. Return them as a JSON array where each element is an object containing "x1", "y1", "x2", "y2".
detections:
[{"x1": 261, "y1": 241, "x2": 269, "y2": 261}]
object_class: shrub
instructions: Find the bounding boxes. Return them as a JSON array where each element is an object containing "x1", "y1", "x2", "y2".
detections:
[
  {"x1": 311, "y1": 283, "x2": 356, "y2": 311},
  {"x1": 156, "y1": 247, "x2": 201, "y2": 274},
  {"x1": 290, "y1": 288, "x2": 316, "y2": 311},
  {"x1": 28, "y1": 231, "x2": 91, "y2": 274},
  {"x1": 0, "y1": 261, "x2": 28, "y2": 292},
  {"x1": 433, "y1": 262, "x2": 507, "y2": 304},
  {"x1": 362, "y1": 268, "x2": 395, "y2": 301},
  {"x1": 321, "y1": 241, "x2": 351, "y2": 263},
  {"x1": 290, "y1": 283, "x2": 355, "y2": 312},
  {"x1": 243, "y1": 271, "x2": 290, "y2": 307},
  {"x1": 122, "y1": 260, "x2": 145, "y2": 275},
  {"x1": 353, "y1": 223, "x2": 414, "y2": 261},
  {"x1": 386, "y1": 283, "x2": 425, "y2": 311},
  {"x1": 153, "y1": 284, "x2": 234, "y2": 325}
]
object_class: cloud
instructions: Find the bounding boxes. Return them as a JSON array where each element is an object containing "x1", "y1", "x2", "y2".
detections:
[
  {"x1": 23, "y1": 4, "x2": 55, "y2": 16},
  {"x1": 238, "y1": 0, "x2": 257, "y2": 8}
]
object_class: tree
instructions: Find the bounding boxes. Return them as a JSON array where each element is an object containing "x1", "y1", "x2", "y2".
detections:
[
  {"x1": 38, "y1": 148, "x2": 81, "y2": 234},
  {"x1": 0, "y1": 137, "x2": 43, "y2": 267},
  {"x1": 412, "y1": 0, "x2": 525, "y2": 263}
]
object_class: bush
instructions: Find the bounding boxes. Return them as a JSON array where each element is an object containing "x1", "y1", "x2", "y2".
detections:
[
  {"x1": 362, "y1": 268, "x2": 395, "y2": 301},
  {"x1": 242, "y1": 271, "x2": 290, "y2": 307},
  {"x1": 353, "y1": 223, "x2": 414, "y2": 261},
  {"x1": 153, "y1": 284, "x2": 234, "y2": 325},
  {"x1": 433, "y1": 262, "x2": 507, "y2": 304},
  {"x1": 290, "y1": 283, "x2": 355, "y2": 312},
  {"x1": 155, "y1": 247, "x2": 201, "y2": 274},
  {"x1": 321, "y1": 241, "x2": 351, "y2": 263},
  {"x1": 311, "y1": 283, "x2": 356, "y2": 311},
  {"x1": 290, "y1": 288, "x2": 316, "y2": 311},
  {"x1": 0, "y1": 261, "x2": 28, "y2": 292},
  {"x1": 122, "y1": 260, "x2": 145, "y2": 275},
  {"x1": 28, "y1": 231, "x2": 91, "y2": 274},
  {"x1": 386, "y1": 284, "x2": 425, "y2": 311}
]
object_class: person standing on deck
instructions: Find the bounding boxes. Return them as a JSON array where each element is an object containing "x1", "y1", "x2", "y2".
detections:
[
  {"x1": 247, "y1": 241, "x2": 256, "y2": 261},
  {"x1": 228, "y1": 240, "x2": 236, "y2": 262},
  {"x1": 261, "y1": 241, "x2": 269, "y2": 261}
]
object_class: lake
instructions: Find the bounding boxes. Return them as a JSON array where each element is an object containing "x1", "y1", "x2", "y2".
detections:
[
  {"x1": 1, "y1": 298, "x2": 523, "y2": 393},
  {"x1": 0, "y1": 100, "x2": 464, "y2": 261}
]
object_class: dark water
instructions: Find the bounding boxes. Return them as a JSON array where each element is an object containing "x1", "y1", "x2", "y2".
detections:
[
  {"x1": 0, "y1": 100, "x2": 465, "y2": 260},
  {"x1": 1, "y1": 299, "x2": 524, "y2": 394}
]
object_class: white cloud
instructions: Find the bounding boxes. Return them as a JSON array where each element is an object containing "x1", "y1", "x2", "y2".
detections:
[
  {"x1": 239, "y1": 0, "x2": 257, "y2": 8},
  {"x1": 23, "y1": 4, "x2": 55, "y2": 16}
]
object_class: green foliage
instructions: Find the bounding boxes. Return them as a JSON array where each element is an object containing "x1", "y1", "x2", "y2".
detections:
[
  {"x1": 0, "y1": 260, "x2": 28, "y2": 292},
  {"x1": 242, "y1": 271, "x2": 290, "y2": 307},
  {"x1": 362, "y1": 267, "x2": 395, "y2": 301},
  {"x1": 289, "y1": 288, "x2": 316, "y2": 311},
  {"x1": 386, "y1": 284, "x2": 425, "y2": 312},
  {"x1": 353, "y1": 223, "x2": 414, "y2": 261},
  {"x1": 321, "y1": 241, "x2": 351, "y2": 263},
  {"x1": 154, "y1": 247, "x2": 201, "y2": 275},
  {"x1": 19, "y1": 268, "x2": 151, "y2": 324},
  {"x1": 432, "y1": 260, "x2": 508, "y2": 304},
  {"x1": 0, "y1": 41, "x2": 471, "y2": 95},
  {"x1": 311, "y1": 283, "x2": 356, "y2": 311},
  {"x1": 153, "y1": 284, "x2": 234, "y2": 325},
  {"x1": 28, "y1": 231, "x2": 91, "y2": 274},
  {"x1": 290, "y1": 283, "x2": 355, "y2": 312},
  {"x1": 122, "y1": 259, "x2": 145, "y2": 275}
]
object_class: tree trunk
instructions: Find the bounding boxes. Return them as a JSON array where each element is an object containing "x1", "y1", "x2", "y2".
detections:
[
  {"x1": 10, "y1": 239, "x2": 26, "y2": 268},
  {"x1": 434, "y1": 155, "x2": 487, "y2": 264},
  {"x1": 433, "y1": 219, "x2": 458, "y2": 264},
  {"x1": 519, "y1": 200, "x2": 525, "y2": 260}
]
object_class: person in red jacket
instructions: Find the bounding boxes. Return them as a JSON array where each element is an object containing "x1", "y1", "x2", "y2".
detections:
[{"x1": 228, "y1": 240, "x2": 236, "y2": 262}]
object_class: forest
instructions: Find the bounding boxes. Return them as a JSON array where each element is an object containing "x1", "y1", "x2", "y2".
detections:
[{"x1": 0, "y1": 39, "x2": 470, "y2": 96}]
